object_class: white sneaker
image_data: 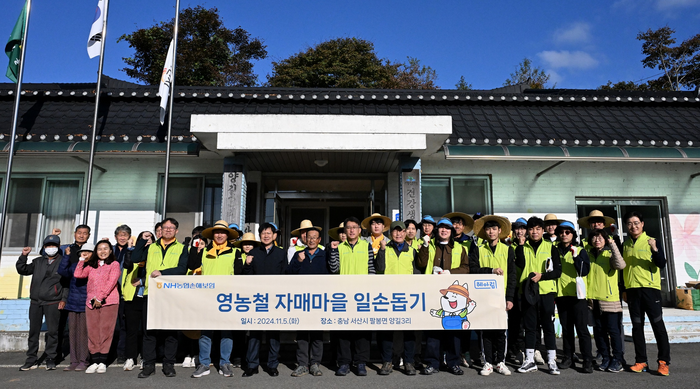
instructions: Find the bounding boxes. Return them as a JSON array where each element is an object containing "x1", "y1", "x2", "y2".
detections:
[
  {"x1": 85, "y1": 363, "x2": 99, "y2": 374},
  {"x1": 96, "y1": 363, "x2": 107, "y2": 374},
  {"x1": 548, "y1": 361, "x2": 560, "y2": 375},
  {"x1": 517, "y1": 360, "x2": 537, "y2": 373},
  {"x1": 182, "y1": 356, "x2": 193, "y2": 368},
  {"x1": 534, "y1": 350, "x2": 545, "y2": 365},
  {"x1": 123, "y1": 358, "x2": 135, "y2": 371},
  {"x1": 495, "y1": 362, "x2": 512, "y2": 376},
  {"x1": 139, "y1": 360, "x2": 143, "y2": 370},
  {"x1": 480, "y1": 362, "x2": 493, "y2": 376}
]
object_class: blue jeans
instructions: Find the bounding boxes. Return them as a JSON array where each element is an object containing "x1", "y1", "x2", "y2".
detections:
[{"x1": 199, "y1": 330, "x2": 233, "y2": 366}]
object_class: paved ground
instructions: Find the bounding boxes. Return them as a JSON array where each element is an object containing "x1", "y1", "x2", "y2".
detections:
[{"x1": 0, "y1": 342, "x2": 694, "y2": 389}]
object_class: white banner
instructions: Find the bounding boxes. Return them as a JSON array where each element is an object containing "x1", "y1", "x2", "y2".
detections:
[{"x1": 147, "y1": 274, "x2": 507, "y2": 331}]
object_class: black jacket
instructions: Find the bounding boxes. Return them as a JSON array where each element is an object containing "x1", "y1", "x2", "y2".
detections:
[
  {"x1": 16, "y1": 253, "x2": 69, "y2": 305},
  {"x1": 243, "y1": 245, "x2": 287, "y2": 275}
]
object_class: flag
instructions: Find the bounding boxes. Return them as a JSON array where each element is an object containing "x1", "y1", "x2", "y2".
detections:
[
  {"x1": 159, "y1": 39, "x2": 175, "y2": 125},
  {"x1": 5, "y1": 0, "x2": 28, "y2": 82},
  {"x1": 87, "y1": 0, "x2": 105, "y2": 58}
]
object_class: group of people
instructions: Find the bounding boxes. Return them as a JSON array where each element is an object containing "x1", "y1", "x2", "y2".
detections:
[{"x1": 15, "y1": 208, "x2": 671, "y2": 378}]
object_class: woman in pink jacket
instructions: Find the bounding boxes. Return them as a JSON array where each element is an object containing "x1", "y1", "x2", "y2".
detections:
[{"x1": 74, "y1": 240, "x2": 121, "y2": 374}]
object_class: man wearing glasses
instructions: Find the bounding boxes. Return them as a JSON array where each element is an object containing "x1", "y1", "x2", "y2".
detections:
[{"x1": 622, "y1": 212, "x2": 670, "y2": 376}]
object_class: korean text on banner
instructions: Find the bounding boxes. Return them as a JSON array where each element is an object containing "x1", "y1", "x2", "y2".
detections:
[{"x1": 147, "y1": 274, "x2": 507, "y2": 331}]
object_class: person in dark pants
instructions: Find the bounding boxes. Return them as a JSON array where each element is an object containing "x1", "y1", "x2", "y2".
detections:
[
  {"x1": 112, "y1": 224, "x2": 133, "y2": 364},
  {"x1": 622, "y1": 211, "x2": 671, "y2": 376},
  {"x1": 17, "y1": 234, "x2": 68, "y2": 371},
  {"x1": 515, "y1": 216, "x2": 562, "y2": 375},
  {"x1": 132, "y1": 218, "x2": 188, "y2": 378},
  {"x1": 287, "y1": 227, "x2": 329, "y2": 377},
  {"x1": 553, "y1": 221, "x2": 593, "y2": 373},
  {"x1": 121, "y1": 230, "x2": 153, "y2": 371},
  {"x1": 242, "y1": 222, "x2": 287, "y2": 377}
]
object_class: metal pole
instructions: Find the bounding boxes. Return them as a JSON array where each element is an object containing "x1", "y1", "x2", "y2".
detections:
[
  {"x1": 161, "y1": 0, "x2": 180, "y2": 219},
  {"x1": 0, "y1": 0, "x2": 32, "y2": 258},
  {"x1": 83, "y1": 0, "x2": 110, "y2": 225}
]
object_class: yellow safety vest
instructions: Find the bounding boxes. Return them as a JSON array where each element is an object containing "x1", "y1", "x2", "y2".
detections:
[
  {"x1": 144, "y1": 239, "x2": 185, "y2": 296},
  {"x1": 478, "y1": 241, "x2": 510, "y2": 295},
  {"x1": 519, "y1": 240, "x2": 557, "y2": 294},
  {"x1": 557, "y1": 245, "x2": 584, "y2": 297},
  {"x1": 586, "y1": 247, "x2": 619, "y2": 301},
  {"x1": 622, "y1": 232, "x2": 661, "y2": 290},
  {"x1": 384, "y1": 245, "x2": 416, "y2": 275},
  {"x1": 338, "y1": 239, "x2": 371, "y2": 275},
  {"x1": 425, "y1": 241, "x2": 463, "y2": 274}
]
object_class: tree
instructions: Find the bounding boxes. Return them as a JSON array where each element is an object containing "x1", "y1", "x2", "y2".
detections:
[
  {"x1": 267, "y1": 37, "x2": 438, "y2": 89},
  {"x1": 118, "y1": 6, "x2": 267, "y2": 86},
  {"x1": 503, "y1": 57, "x2": 553, "y2": 89},
  {"x1": 455, "y1": 76, "x2": 472, "y2": 90},
  {"x1": 598, "y1": 80, "x2": 651, "y2": 91},
  {"x1": 637, "y1": 26, "x2": 700, "y2": 91}
]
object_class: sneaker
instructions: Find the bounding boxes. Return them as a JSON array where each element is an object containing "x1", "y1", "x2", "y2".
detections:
[
  {"x1": 598, "y1": 358, "x2": 610, "y2": 371},
  {"x1": 480, "y1": 362, "x2": 493, "y2": 376},
  {"x1": 582, "y1": 360, "x2": 593, "y2": 374},
  {"x1": 19, "y1": 362, "x2": 38, "y2": 371},
  {"x1": 422, "y1": 365, "x2": 439, "y2": 375},
  {"x1": 518, "y1": 360, "x2": 537, "y2": 373},
  {"x1": 559, "y1": 356, "x2": 572, "y2": 370},
  {"x1": 123, "y1": 359, "x2": 135, "y2": 371},
  {"x1": 85, "y1": 363, "x2": 99, "y2": 374},
  {"x1": 378, "y1": 362, "x2": 393, "y2": 375},
  {"x1": 138, "y1": 364, "x2": 155, "y2": 378},
  {"x1": 231, "y1": 358, "x2": 242, "y2": 368},
  {"x1": 291, "y1": 365, "x2": 309, "y2": 377},
  {"x1": 548, "y1": 361, "x2": 560, "y2": 375},
  {"x1": 356, "y1": 363, "x2": 367, "y2": 376},
  {"x1": 219, "y1": 363, "x2": 234, "y2": 377},
  {"x1": 630, "y1": 362, "x2": 648, "y2": 373},
  {"x1": 191, "y1": 364, "x2": 210, "y2": 378},
  {"x1": 495, "y1": 362, "x2": 512, "y2": 376},
  {"x1": 46, "y1": 360, "x2": 56, "y2": 370},
  {"x1": 447, "y1": 365, "x2": 464, "y2": 375},
  {"x1": 656, "y1": 361, "x2": 669, "y2": 376},
  {"x1": 182, "y1": 357, "x2": 193, "y2": 368},
  {"x1": 139, "y1": 360, "x2": 143, "y2": 370},
  {"x1": 96, "y1": 363, "x2": 107, "y2": 374},
  {"x1": 162, "y1": 363, "x2": 176, "y2": 377},
  {"x1": 461, "y1": 356, "x2": 470, "y2": 368},
  {"x1": 336, "y1": 364, "x2": 350, "y2": 376},
  {"x1": 404, "y1": 363, "x2": 417, "y2": 376},
  {"x1": 117, "y1": 356, "x2": 126, "y2": 365},
  {"x1": 534, "y1": 350, "x2": 545, "y2": 365},
  {"x1": 310, "y1": 363, "x2": 323, "y2": 376},
  {"x1": 607, "y1": 359, "x2": 623, "y2": 373}
]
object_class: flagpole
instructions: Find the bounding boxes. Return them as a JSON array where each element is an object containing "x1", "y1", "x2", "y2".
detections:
[
  {"x1": 83, "y1": 0, "x2": 110, "y2": 225},
  {"x1": 162, "y1": 0, "x2": 180, "y2": 219},
  {"x1": 0, "y1": 0, "x2": 31, "y2": 258}
]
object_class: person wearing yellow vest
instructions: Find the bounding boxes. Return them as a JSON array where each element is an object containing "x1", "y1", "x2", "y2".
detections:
[
  {"x1": 361, "y1": 213, "x2": 391, "y2": 256},
  {"x1": 553, "y1": 221, "x2": 593, "y2": 373},
  {"x1": 288, "y1": 219, "x2": 325, "y2": 263},
  {"x1": 415, "y1": 218, "x2": 471, "y2": 376},
  {"x1": 444, "y1": 212, "x2": 475, "y2": 248},
  {"x1": 470, "y1": 215, "x2": 516, "y2": 376},
  {"x1": 585, "y1": 229, "x2": 626, "y2": 373},
  {"x1": 418, "y1": 215, "x2": 437, "y2": 241},
  {"x1": 515, "y1": 216, "x2": 562, "y2": 375},
  {"x1": 578, "y1": 210, "x2": 622, "y2": 251},
  {"x1": 241, "y1": 222, "x2": 286, "y2": 378},
  {"x1": 188, "y1": 220, "x2": 240, "y2": 378},
  {"x1": 137, "y1": 218, "x2": 189, "y2": 379},
  {"x1": 328, "y1": 216, "x2": 375, "y2": 376},
  {"x1": 231, "y1": 232, "x2": 259, "y2": 368},
  {"x1": 286, "y1": 228, "x2": 328, "y2": 377},
  {"x1": 374, "y1": 221, "x2": 419, "y2": 376},
  {"x1": 622, "y1": 211, "x2": 670, "y2": 376},
  {"x1": 543, "y1": 213, "x2": 563, "y2": 243},
  {"x1": 404, "y1": 219, "x2": 421, "y2": 251}
]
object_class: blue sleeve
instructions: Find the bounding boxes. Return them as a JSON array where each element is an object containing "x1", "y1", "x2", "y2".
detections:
[
  {"x1": 57, "y1": 254, "x2": 73, "y2": 278},
  {"x1": 652, "y1": 244, "x2": 666, "y2": 269}
]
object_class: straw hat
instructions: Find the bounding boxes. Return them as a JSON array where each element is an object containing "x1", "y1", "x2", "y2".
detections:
[
  {"x1": 473, "y1": 215, "x2": 512, "y2": 240},
  {"x1": 440, "y1": 282, "x2": 470, "y2": 299},
  {"x1": 291, "y1": 219, "x2": 322, "y2": 237},
  {"x1": 233, "y1": 232, "x2": 260, "y2": 248},
  {"x1": 443, "y1": 212, "x2": 475, "y2": 234},
  {"x1": 361, "y1": 213, "x2": 391, "y2": 232},
  {"x1": 578, "y1": 210, "x2": 616, "y2": 229},
  {"x1": 328, "y1": 222, "x2": 345, "y2": 241},
  {"x1": 201, "y1": 220, "x2": 239, "y2": 240},
  {"x1": 543, "y1": 213, "x2": 563, "y2": 225}
]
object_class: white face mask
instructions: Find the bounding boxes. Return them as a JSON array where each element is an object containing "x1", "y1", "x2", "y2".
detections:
[{"x1": 44, "y1": 247, "x2": 59, "y2": 257}]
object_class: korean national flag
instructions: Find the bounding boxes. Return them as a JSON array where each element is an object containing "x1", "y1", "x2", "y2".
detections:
[{"x1": 87, "y1": 0, "x2": 105, "y2": 58}]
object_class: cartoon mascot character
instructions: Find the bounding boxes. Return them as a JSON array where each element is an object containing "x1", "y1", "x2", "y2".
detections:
[{"x1": 430, "y1": 280, "x2": 477, "y2": 330}]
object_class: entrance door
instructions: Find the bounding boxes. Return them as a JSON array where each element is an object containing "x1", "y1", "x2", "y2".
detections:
[
  {"x1": 286, "y1": 203, "x2": 367, "y2": 248},
  {"x1": 576, "y1": 198, "x2": 673, "y2": 304}
]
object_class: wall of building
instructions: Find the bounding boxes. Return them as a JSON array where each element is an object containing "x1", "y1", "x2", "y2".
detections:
[{"x1": 421, "y1": 156, "x2": 700, "y2": 287}]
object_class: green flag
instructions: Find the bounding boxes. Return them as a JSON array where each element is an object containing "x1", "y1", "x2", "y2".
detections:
[{"x1": 5, "y1": 1, "x2": 28, "y2": 82}]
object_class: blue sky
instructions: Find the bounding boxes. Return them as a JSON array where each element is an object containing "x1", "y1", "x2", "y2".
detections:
[{"x1": 2, "y1": 0, "x2": 700, "y2": 90}]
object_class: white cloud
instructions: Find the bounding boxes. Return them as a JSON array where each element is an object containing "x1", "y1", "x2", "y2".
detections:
[
  {"x1": 547, "y1": 69, "x2": 563, "y2": 87},
  {"x1": 656, "y1": 0, "x2": 700, "y2": 11},
  {"x1": 553, "y1": 22, "x2": 592, "y2": 45},
  {"x1": 537, "y1": 50, "x2": 599, "y2": 70}
]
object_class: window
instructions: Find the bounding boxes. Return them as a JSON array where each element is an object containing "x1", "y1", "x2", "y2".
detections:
[
  {"x1": 422, "y1": 176, "x2": 492, "y2": 217},
  {"x1": 2, "y1": 176, "x2": 82, "y2": 249},
  {"x1": 158, "y1": 175, "x2": 221, "y2": 241}
]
